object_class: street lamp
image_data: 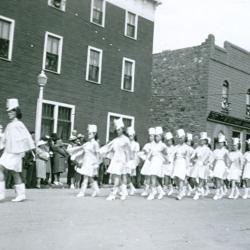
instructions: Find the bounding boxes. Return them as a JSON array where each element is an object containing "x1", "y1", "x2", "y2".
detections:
[{"x1": 35, "y1": 70, "x2": 48, "y2": 143}]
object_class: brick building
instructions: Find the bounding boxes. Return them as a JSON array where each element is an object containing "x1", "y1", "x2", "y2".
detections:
[
  {"x1": 151, "y1": 34, "x2": 250, "y2": 151},
  {"x1": 0, "y1": 0, "x2": 160, "y2": 144}
]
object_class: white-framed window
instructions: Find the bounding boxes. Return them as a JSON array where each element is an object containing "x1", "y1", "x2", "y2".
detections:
[
  {"x1": 48, "y1": 0, "x2": 66, "y2": 12},
  {"x1": 41, "y1": 100, "x2": 75, "y2": 141},
  {"x1": 246, "y1": 89, "x2": 250, "y2": 117},
  {"x1": 86, "y1": 46, "x2": 103, "y2": 84},
  {"x1": 90, "y1": 0, "x2": 106, "y2": 27},
  {"x1": 42, "y1": 32, "x2": 63, "y2": 74},
  {"x1": 124, "y1": 11, "x2": 138, "y2": 39},
  {"x1": 106, "y1": 112, "x2": 135, "y2": 142},
  {"x1": 0, "y1": 15, "x2": 15, "y2": 61},
  {"x1": 121, "y1": 57, "x2": 135, "y2": 92}
]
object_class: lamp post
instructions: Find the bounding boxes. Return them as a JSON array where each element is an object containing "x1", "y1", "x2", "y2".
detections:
[{"x1": 35, "y1": 70, "x2": 48, "y2": 143}]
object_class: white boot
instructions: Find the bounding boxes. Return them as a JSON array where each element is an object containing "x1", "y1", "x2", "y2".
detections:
[
  {"x1": 129, "y1": 183, "x2": 136, "y2": 196},
  {"x1": 233, "y1": 187, "x2": 240, "y2": 200},
  {"x1": 106, "y1": 187, "x2": 118, "y2": 201},
  {"x1": 228, "y1": 188, "x2": 234, "y2": 199},
  {"x1": 193, "y1": 190, "x2": 200, "y2": 200},
  {"x1": 0, "y1": 181, "x2": 5, "y2": 201},
  {"x1": 147, "y1": 187, "x2": 157, "y2": 200},
  {"x1": 186, "y1": 184, "x2": 193, "y2": 196},
  {"x1": 12, "y1": 183, "x2": 26, "y2": 202},
  {"x1": 157, "y1": 185, "x2": 165, "y2": 200},
  {"x1": 213, "y1": 189, "x2": 221, "y2": 200},
  {"x1": 204, "y1": 186, "x2": 210, "y2": 196},
  {"x1": 167, "y1": 186, "x2": 174, "y2": 196},
  {"x1": 141, "y1": 184, "x2": 149, "y2": 197},
  {"x1": 120, "y1": 184, "x2": 128, "y2": 200},
  {"x1": 76, "y1": 183, "x2": 87, "y2": 197},
  {"x1": 91, "y1": 181, "x2": 100, "y2": 197},
  {"x1": 242, "y1": 188, "x2": 249, "y2": 199}
]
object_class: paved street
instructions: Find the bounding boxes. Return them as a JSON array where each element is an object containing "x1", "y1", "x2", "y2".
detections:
[{"x1": 0, "y1": 188, "x2": 250, "y2": 250}]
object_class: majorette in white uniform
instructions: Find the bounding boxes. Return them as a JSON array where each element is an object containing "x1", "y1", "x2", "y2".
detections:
[
  {"x1": 242, "y1": 140, "x2": 250, "y2": 180},
  {"x1": 185, "y1": 133, "x2": 194, "y2": 178},
  {"x1": 163, "y1": 132, "x2": 175, "y2": 178},
  {"x1": 147, "y1": 127, "x2": 167, "y2": 178},
  {"x1": 212, "y1": 136, "x2": 229, "y2": 180},
  {"x1": 140, "y1": 128, "x2": 156, "y2": 176},
  {"x1": 228, "y1": 138, "x2": 243, "y2": 182},
  {"x1": 0, "y1": 99, "x2": 35, "y2": 202},
  {"x1": 172, "y1": 129, "x2": 190, "y2": 181},
  {"x1": 127, "y1": 127, "x2": 140, "y2": 177}
]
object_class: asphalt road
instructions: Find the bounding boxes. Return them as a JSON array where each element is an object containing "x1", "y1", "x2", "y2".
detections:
[{"x1": 0, "y1": 188, "x2": 250, "y2": 250}]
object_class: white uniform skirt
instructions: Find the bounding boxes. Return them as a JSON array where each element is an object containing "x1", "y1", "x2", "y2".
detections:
[
  {"x1": 76, "y1": 155, "x2": 99, "y2": 177},
  {"x1": 189, "y1": 161, "x2": 201, "y2": 179},
  {"x1": 163, "y1": 162, "x2": 174, "y2": 177},
  {"x1": 173, "y1": 158, "x2": 187, "y2": 181},
  {"x1": 0, "y1": 151, "x2": 24, "y2": 172},
  {"x1": 107, "y1": 159, "x2": 130, "y2": 176},
  {"x1": 242, "y1": 162, "x2": 250, "y2": 179},
  {"x1": 199, "y1": 164, "x2": 209, "y2": 180},
  {"x1": 141, "y1": 160, "x2": 151, "y2": 176},
  {"x1": 148, "y1": 156, "x2": 164, "y2": 178},
  {"x1": 213, "y1": 160, "x2": 227, "y2": 179},
  {"x1": 228, "y1": 163, "x2": 241, "y2": 182}
]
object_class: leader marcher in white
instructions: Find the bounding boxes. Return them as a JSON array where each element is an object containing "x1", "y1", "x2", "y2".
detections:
[{"x1": 0, "y1": 99, "x2": 35, "y2": 202}]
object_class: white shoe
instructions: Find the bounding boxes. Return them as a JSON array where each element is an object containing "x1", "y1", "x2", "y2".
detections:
[
  {"x1": 213, "y1": 194, "x2": 221, "y2": 200},
  {"x1": 54, "y1": 181, "x2": 59, "y2": 186},
  {"x1": 204, "y1": 189, "x2": 210, "y2": 196},
  {"x1": 193, "y1": 193, "x2": 200, "y2": 200},
  {"x1": 157, "y1": 192, "x2": 165, "y2": 200},
  {"x1": 76, "y1": 192, "x2": 84, "y2": 198},
  {"x1": 106, "y1": 194, "x2": 116, "y2": 201},
  {"x1": 12, "y1": 195, "x2": 26, "y2": 202},
  {"x1": 176, "y1": 194, "x2": 182, "y2": 200},
  {"x1": 0, "y1": 181, "x2": 5, "y2": 201},
  {"x1": 141, "y1": 191, "x2": 148, "y2": 197},
  {"x1": 242, "y1": 194, "x2": 248, "y2": 200},
  {"x1": 167, "y1": 188, "x2": 174, "y2": 196},
  {"x1": 228, "y1": 191, "x2": 234, "y2": 199},
  {"x1": 129, "y1": 188, "x2": 136, "y2": 196},
  {"x1": 147, "y1": 193, "x2": 155, "y2": 200},
  {"x1": 234, "y1": 191, "x2": 240, "y2": 200},
  {"x1": 120, "y1": 195, "x2": 127, "y2": 200},
  {"x1": 91, "y1": 182, "x2": 100, "y2": 197},
  {"x1": 0, "y1": 194, "x2": 5, "y2": 201},
  {"x1": 12, "y1": 184, "x2": 26, "y2": 202},
  {"x1": 70, "y1": 184, "x2": 75, "y2": 189}
]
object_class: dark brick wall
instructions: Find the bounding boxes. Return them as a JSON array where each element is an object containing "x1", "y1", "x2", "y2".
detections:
[{"x1": 0, "y1": 0, "x2": 154, "y2": 144}]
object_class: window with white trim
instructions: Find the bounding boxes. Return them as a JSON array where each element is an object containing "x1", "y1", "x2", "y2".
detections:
[
  {"x1": 86, "y1": 46, "x2": 103, "y2": 84},
  {"x1": 121, "y1": 58, "x2": 135, "y2": 92},
  {"x1": 106, "y1": 112, "x2": 135, "y2": 142},
  {"x1": 246, "y1": 89, "x2": 250, "y2": 117},
  {"x1": 0, "y1": 15, "x2": 15, "y2": 61},
  {"x1": 41, "y1": 101, "x2": 75, "y2": 141},
  {"x1": 43, "y1": 32, "x2": 63, "y2": 74},
  {"x1": 91, "y1": 0, "x2": 106, "y2": 26},
  {"x1": 125, "y1": 11, "x2": 138, "y2": 39},
  {"x1": 48, "y1": 0, "x2": 66, "y2": 11}
]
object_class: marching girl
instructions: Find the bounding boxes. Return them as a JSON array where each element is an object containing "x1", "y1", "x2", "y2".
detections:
[
  {"x1": 191, "y1": 132, "x2": 212, "y2": 200},
  {"x1": 101, "y1": 118, "x2": 131, "y2": 201},
  {"x1": 69, "y1": 125, "x2": 100, "y2": 198},
  {"x1": 172, "y1": 129, "x2": 191, "y2": 200},
  {"x1": 146, "y1": 127, "x2": 168, "y2": 200},
  {"x1": 163, "y1": 132, "x2": 175, "y2": 196},
  {"x1": 211, "y1": 134, "x2": 230, "y2": 200},
  {"x1": 0, "y1": 99, "x2": 35, "y2": 202},
  {"x1": 126, "y1": 127, "x2": 140, "y2": 196},
  {"x1": 242, "y1": 139, "x2": 250, "y2": 199},
  {"x1": 227, "y1": 138, "x2": 243, "y2": 199},
  {"x1": 139, "y1": 128, "x2": 156, "y2": 197}
]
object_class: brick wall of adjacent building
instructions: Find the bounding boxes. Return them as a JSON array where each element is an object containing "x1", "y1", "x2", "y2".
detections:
[{"x1": 0, "y1": 0, "x2": 155, "y2": 144}]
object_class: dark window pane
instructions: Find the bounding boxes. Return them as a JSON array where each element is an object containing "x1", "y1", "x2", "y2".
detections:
[
  {"x1": 88, "y1": 65, "x2": 99, "y2": 82},
  {"x1": 93, "y1": 9, "x2": 103, "y2": 25},
  {"x1": 57, "y1": 107, "x2": 71, "y2": 141},
  {"x1": 46, "y1": 52, "x2": 58, "y2": 72},
  {"x1": 52, "y1": 0, "x2": 62, "y2": 8},
  {"x1": 123, "y1": 75, "x2": 132, "y2": 90},
  {"x1": 127, "y1": 24, "x2": 135, "y2": 38},
  {"x1": 0, "y1": 38, "x2": 9, "y2": 59},
  {"x1": 41, "y1": 104, "x2": 54, "y2": 137}
]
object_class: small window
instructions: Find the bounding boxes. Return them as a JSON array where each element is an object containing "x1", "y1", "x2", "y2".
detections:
[
  {"x1": 121, "y1": 58, "x2": 135, "y2": 92},
  {"x1": 90, "y1": 0, "x2": 106, "y2": 26},
  {"x1": 125, "y1": 11, "x2": 138, "y2": 39},
  {"x1": 41, "y1": 101, "x2": 75, "y2": 141},
  {"x1": 43, "y1": 32, "x2": 63, "y2": 74},
  {"x1": 48, "y1": 0, "x2": 66, "y2": 11},
  {"x1": 106, "y1": 112, "x2": 135, "y2": 142},
  {"x1": 246, "y1": 89, "x2": 250, "y2": 117},
  {"x1": 0, "y1": 15, "x2": 15, "y2": 61},
  {"x1": 86, "y1": 46, "x2": 103, "y2": 84}
]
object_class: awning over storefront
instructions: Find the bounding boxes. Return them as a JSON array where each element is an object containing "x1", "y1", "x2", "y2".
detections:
[{"x1": 207, "y1": 111, "x2": 250, "y2": 130}]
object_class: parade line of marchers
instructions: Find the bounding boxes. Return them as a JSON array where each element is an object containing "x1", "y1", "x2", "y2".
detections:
[{"x1": 0, "y1": 98, "x2": 250, "y2": 203}]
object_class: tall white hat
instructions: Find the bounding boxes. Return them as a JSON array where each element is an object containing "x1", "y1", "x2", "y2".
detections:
[
  {"x1": 186, "y1": 133, "x2": 193, "y2": 141},
  {"x1": 176, "y1": 129, "x2": 185, "y2": 138},
  {"x1": 148, "y1": 127, "x2": 156, "y2": 135},
  {"x1": 246, "y1": 139, "x2": 250, "y2": 144},
  {"x1": 6, "y1": 98, "x2": 19, "y2": 111},
  {"x1": 218, "y1": 134, "x2": 226, "y2": 143},
  {"x1": 155, "y1": 126, "x2": 163, "y2": 135},
  {"x1": 207, "y1": 137, "x2": 211, "y2": 144},
  {"x1": 87, "y1": 124, "x2": 97, "y2": 133},
  {"x1": 114, "y1": 118, "x2": 124, "y2": 130},
  {"x1": 232, "y1": 137, "x2": 240, "y2": 145},
  {"x1": 69, "y1": 135, "x2": 77, "y2": 141},
  {"x1": 127, "y1": 126, "x2": 135, "y2": 136},
  {"x1": 200, "y1": 132, "x2": 208, "y2": 140},
  {"x1": 164, "y1": 132, "x2": 173, "y2": 140}
]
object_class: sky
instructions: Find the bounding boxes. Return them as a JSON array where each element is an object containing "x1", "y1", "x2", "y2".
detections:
[{"x1": 153, "y1": 0, "x2": 250, "y2": 53}]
